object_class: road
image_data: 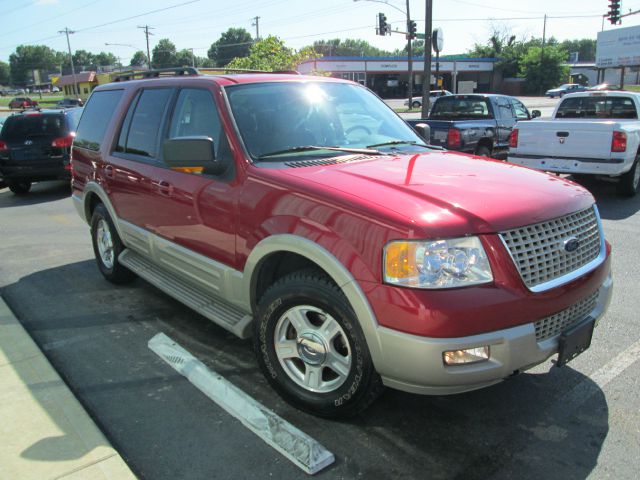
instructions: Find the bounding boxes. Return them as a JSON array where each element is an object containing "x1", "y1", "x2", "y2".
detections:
[{"x1": 1, "y1": 176, "x2": 639, "y2": 480}]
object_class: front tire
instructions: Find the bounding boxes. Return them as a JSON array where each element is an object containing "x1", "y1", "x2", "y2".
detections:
[
  {"x1": 8, "y1": 181, "x2": 31, "y2": 195},
  {"x1": 254, "y1": 270, "x2": 383, "y2": 418},
  {"x1": 90, "y1": 203, "x2": 136, "y2": 284},
  {"x1": 617, "y1": 155, "x2": 640, "y2": 197}
]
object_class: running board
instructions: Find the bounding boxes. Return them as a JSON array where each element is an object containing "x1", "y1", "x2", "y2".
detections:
[{"x1": 119, "y1": 249, "x2": 252, "y2": 339}]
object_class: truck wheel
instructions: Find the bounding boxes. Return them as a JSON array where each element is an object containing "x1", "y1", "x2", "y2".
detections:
[
  {"x1": 475, "y1": 145, "x2": 491, "y2": 158},
  {"x1": 90, "y1": 203, "x2": 136, "y2": 284},
  {"x1": 254, "y1": 270, "x2": 383, "y2": 418},
  {"x1": 8, "y1": 181, "x2": 31, "y2": 195},
  {"x1": 617, "y1": 156, "x2": 640, "y2": 197}
]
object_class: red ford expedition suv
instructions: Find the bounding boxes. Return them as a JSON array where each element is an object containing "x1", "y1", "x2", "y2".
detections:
[{"x1": 71, "y1": 68, "x2": 612, "y2": 418}]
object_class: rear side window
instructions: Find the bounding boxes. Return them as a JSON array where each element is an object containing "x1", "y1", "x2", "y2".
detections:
[
  {"x1": 75, "y1": 90, "x2": 124, "y2": 151},
  {"x1": 117, "y1": 88, "x2": 173, "y2": 158},
  {"x1": 556, "y1": 96, "x2": 638, "y2": 119},
  {"x1": 1, "y1": 114, "x2": 64, "y2": 141},
  {"x1": 430, "y1": 97, "x2": 493, "y2": 119}
]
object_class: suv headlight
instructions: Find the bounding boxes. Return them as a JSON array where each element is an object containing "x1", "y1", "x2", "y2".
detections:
[{"x1": 384, "y1": 237, "x2": 493, "y2": 289}]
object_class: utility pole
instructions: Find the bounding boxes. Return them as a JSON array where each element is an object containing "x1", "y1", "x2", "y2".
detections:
[
  {"x1": 252, "y1": 16, "x2": 260, "y2": 40},
  {"x1": 58, "y1": 27, "x2": 78, "y2": 96},
  {"x1": 189, "y1": 48, "x2": 196, "y2": 68},
  {"x1": 421, "y1": 0, "x2": 433, "y2": 118},
  {"x1": 540, "y1": 14, "x2": 547, "y2": 95},
  {"x1": 138, "y1": 25, "x2": 154, "y2": 69},
  {"x1": 406, "y1": 0, "x2": 413, "y2": 110}
]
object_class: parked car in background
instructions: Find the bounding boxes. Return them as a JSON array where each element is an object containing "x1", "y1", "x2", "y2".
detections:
[
  {"x1": 587, "y1": 83, "x2": 621, "y2": 91},
  {"x1": 56, "y1": 98, "x2": 85, "y2": 108},
  {"x1": 407, "y1": 94, "x2": 540, "y2": 158},
  {"x1": 8, "y1": 97, "x2": 38, "y2": 109},
  {"x1": 508, "y1": 91, "x2": 640, "y2": 196},
  {"x1": 71, "y1": 71, "x2": 611, "y2": 417},
  {"x1": 0, "y1": 108, "x2": 83, "y2": 194},
  {"x1": 545, "y1": 83, "x2": 587, "y2": 98},
  {"x1": 52, "y1": 86, "x2": 60, "y2": 93},
  {"x1": 405, "y1": 89, "x2": 452, "y2": 108}
]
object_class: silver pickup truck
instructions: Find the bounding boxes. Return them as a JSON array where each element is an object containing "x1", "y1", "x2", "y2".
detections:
[{"x1": 508, "y1": 91, "x2": 640, "y2": 196}]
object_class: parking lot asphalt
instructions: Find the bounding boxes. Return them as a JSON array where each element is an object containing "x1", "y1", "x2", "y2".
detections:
[{"x1": 1, "y1": 179, "x2": 639, "y2": 480}]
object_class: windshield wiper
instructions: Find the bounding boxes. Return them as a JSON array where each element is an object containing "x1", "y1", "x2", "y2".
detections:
[
  {"x1": 366, "y1": 140, "x2": 431, "y2": 149},
  {"x1": 257, "y1": 145, "x2": 381, "y2": 160}
]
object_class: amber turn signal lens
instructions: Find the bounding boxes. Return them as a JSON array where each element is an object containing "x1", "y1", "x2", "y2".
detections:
[{"x1": 384, "y1": 242, "x2": 419, "y2": 280}]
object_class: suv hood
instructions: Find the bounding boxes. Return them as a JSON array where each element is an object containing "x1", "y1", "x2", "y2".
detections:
[{"x1": 281, "y1": 151, "x2": 594, "y2": 237}]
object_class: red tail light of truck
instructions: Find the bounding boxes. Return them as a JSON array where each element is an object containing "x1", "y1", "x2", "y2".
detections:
[
  {"x1": 611, "y1": 131, "x2": 626, "y2": 152},
  {"x1": 447, "y1": 127, "x2": 461, "y2": 148},
  {"x1": 509, "y1": 129, "x2": 519, "y2": 148}
]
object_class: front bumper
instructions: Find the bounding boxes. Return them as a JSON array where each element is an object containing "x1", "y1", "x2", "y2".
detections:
[
  {"x1": 508, "y1": 155, "x2": 631, "y2": 176},
  {"x1": 376, "y1": 272, "x2": 612, "y2": 395}
]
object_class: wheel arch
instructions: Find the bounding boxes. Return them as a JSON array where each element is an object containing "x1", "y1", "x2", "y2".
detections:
[
  {"x1": 80, "y1": 182, "x2": 124, "y2": 239},
  {"x1": 243, "y1": 234, "x2": 384, "y2": 367}
]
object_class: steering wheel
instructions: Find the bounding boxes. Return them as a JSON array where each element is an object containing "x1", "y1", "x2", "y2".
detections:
[{"x1": 345, "y1": 125, "x2": 372, "y2": 136}]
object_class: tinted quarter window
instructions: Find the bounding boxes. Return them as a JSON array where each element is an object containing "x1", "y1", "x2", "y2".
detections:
[
  {"x1": 121, "y1": 88, "x2": 173, "y2": 158},
  {"x1": 66, "y1": 108, "x2": 83, "y2": 131},
  {"x1": 495, "y1": 98, "x2": 514, "y2": 119},
  {"x1": 74, "y1": 89, "x2": 123, "y2": 151}
]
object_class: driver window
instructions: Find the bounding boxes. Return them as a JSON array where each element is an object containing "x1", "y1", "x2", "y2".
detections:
[
  {"x1": 511, "y1": 99, "x2": 530, "y2": 120},
  {"x1": 167, "y1": 88, "x2": 232, "y2": 175}
]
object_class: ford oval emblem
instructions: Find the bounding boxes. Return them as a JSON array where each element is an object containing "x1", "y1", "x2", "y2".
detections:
[{"x1": 564, "y1": 237, "x2": 580, "y2": 252}]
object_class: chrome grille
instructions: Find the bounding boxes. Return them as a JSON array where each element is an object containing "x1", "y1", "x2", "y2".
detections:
[
  {"x1": 500, "y1": 207, "x2": 601, "y2": 290},
  {"x1": 534, "y1": 291, "x2": 599, "y2": 342}
]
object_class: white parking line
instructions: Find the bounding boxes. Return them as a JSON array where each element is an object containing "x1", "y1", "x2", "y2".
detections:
[
  {"x1": 148, "y1": 333, "x2": 335, "y2": 475},
  {"x1": 552, "y1": 338, "x2": 640, "y2": 416}
]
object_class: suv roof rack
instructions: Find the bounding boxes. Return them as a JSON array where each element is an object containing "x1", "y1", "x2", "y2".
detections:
[
  {"x1": 113, "y1": 67, "x2": 300, "y2": 82},
  {"x1": 114, "y1": 67, "x2": 199, "y2": 82}
]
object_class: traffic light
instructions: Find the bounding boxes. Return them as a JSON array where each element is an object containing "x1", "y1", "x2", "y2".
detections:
[
  {"x1": 378, "y1": 13, "x2": 388, "y2": 36},
  {"x1": 408, "y1": 20, "x2": 417, "y2": 39},
  {"x1": 608, "y1": 0, "x2": 621, "y2": 24}
]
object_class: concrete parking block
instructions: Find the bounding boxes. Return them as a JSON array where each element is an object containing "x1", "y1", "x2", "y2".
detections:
[{"x1": 0, "y1": 297, "x2": 137, "y2": 480}]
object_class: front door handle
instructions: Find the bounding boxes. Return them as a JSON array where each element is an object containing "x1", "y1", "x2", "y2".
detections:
[
  {"x1": 103, "y1": 164, "x2": 115, "y2": 179},
  {"x1": 152, "y1": 180, "x2": 173, "y2": 196}
]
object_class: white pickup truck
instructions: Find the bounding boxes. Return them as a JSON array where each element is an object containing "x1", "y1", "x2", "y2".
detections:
[{"x1": 508, "y1": 91, "x2": 640, "y2": 196}]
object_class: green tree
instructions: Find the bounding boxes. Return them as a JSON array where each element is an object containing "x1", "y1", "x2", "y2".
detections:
[
  {"x1": 72, "y1": 50, "x2": 94, "y2": 69},
  {"x1": 310, "y1": 38, "x2": 392, "y2": 57},
  {"x1": 9, "y1": 45, "x2": 61, "y2": 84},
  {"x1": 175, "y1": 49, "x2": 195, "y2": 67},
  {"x1": 94, "y1": 52, "x2": 118, "y2": 66},
  {"x1": 559, "y1": 38, "x2": 596, "y2": 62},
  {"x1": 0, "y1": 61, "x2": 10, "y2": 85},
  {"x1": 520, "y1": 44, "x2": 569, "y2": 94},
  {"x1": 197, "y1": 56, "x2": 215, "y2": 68},
  {"x1": 226, "y1": 36, "x2": 318, "y2": 71},
  {"x1": 130, "y1": 50, "x2": 148, "y2": 67},
  {"x1": 208, "y1": 28, "x2": 253, "y2": 66},
  {"x1": 152, "y1": 38, "x2": 177, "y2": 68}
]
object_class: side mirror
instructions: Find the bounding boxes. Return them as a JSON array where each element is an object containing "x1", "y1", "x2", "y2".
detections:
[
  {"x1": 163, "y1": 136, "x2": 225, "y2": 175},
  {"x1": 531, "y1": 110, "x2": 541, "y2": 118},
  {"x1": 413, "y1": 123, "x2": 431, "y2": 143}
]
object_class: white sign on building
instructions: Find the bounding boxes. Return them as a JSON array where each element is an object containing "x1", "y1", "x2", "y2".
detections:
[{"x1": 596, "y1": 25, "x2": 640, "y2": 68}]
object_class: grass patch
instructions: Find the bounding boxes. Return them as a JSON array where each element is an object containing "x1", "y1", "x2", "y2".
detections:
[
  {"x1": 624, "y1": 85, "x2": 640, "y2": 92},
  {"x1": 393, "y1": 107, "x2": 423, "y2": 113}
]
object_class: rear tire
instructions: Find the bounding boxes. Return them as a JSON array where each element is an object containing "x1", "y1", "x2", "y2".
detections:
[
  {"x1": 8, "y1": 181, "x2": 31, "y2": 195},
  {"x1": 475, "y1": 145, "x2": 491, "y2": 158},
  {"x1": 254, "y1": 270, "x2": 383, "y2": 418},
  {"x1": 90, "y1": 203, "x2": 137, "y2": 284},
  {"x1": 617, "y1": 156, "x2": 640, "y2": 197}
]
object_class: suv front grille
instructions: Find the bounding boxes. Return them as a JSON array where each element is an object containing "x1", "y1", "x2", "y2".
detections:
[
  {"x1": 534, "y1": 291, "x2": 599, "y2": 341},
  {"x1": 500, "y1": 206, "x2": 602, "y2": 290}
]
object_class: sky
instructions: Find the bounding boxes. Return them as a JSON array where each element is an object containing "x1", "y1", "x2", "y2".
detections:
[{"x1": 1, "y1": 0, "x2": 640, "y2": 64}]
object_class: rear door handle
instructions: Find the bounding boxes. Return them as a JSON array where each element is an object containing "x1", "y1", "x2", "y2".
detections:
[{"x1": 152, "y1": 180, "x2": 173, "y2": 196}]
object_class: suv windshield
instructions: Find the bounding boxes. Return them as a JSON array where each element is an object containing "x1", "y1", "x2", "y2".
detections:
[
  {"x1": 1, "y1": 114, "x2": 65, "y2": 141},
  {"x1": 429, "y1": 96, "x2": 493, "y2": 120},
  {"x1": 556, "y1": 96, "x2": 637, "y2": 119},
  {"x1": 225, "y1": 81, "x2": 425, "y2": 160}
]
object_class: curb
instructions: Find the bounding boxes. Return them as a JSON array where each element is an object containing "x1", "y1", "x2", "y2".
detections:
[{"x1": 0, "y1": 296, "x2": 138, "y2": 480}]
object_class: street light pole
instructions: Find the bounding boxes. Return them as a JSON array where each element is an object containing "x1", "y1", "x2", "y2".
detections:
[
  {"x1": 406, "y1": 0, "x2": 413, "y2": 110},
  {"x1": 421, "y1": 0, "x2": 433, "y2": 118}
]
